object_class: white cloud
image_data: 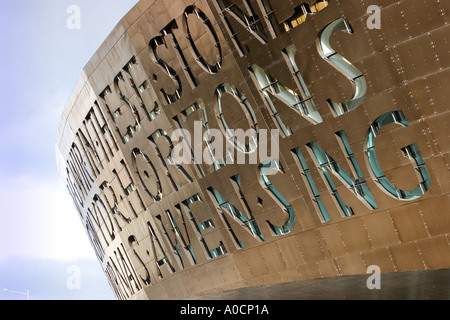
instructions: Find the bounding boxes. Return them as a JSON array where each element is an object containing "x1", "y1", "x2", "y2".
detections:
[
  {"x1": 0, "y1": 256, "x2": 115, "y2": 300},
  {"x1": 0, "y1": 173, "x2": 96, "y2": 262}
]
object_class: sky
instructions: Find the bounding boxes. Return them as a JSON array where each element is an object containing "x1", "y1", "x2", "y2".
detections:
[{"x1": 0, "y1": 0, "x2": 139, "y2": 300}]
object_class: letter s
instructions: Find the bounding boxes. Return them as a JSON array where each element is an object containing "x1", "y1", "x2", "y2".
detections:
[
  {"x1": 149, "y1": 36, "x2": 182, "y2": 104},
  {"x1": 316, "y1": 18, "x2": 367, "y2": 117}
]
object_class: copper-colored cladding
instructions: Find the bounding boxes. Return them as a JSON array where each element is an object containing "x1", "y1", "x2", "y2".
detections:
[{"x1": 56, "y1": 0, "x2": 450, "y2": 300}]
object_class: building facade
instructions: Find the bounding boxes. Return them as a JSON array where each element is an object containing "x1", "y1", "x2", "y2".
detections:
[{"x1": 56, "y1": 0, "x2": 450, "y2": 300}]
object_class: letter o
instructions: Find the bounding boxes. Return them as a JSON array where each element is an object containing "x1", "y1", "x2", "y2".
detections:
[
  {"x1": 183, "y1": 5, "x2": 222, "y2": 74},
  {"x1": 215, "y1": 83, "x2": 259, "y2": 153},
  {"x1": 132, "y1": 148, "x2": 162, "y2": 202}
]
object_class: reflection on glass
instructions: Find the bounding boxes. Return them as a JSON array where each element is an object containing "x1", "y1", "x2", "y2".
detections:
[
  {"x1": 366, "y1": 110, "x2": 432, "y2": 200},
  {"x1": 209, "y1": 175, "x2": 265, "y2": 243},
  {"x1": 317, "y1": 17, "x2": 367, "y2": 117},
  {"x1": 259, "y1": 159, "x2": 296, "y2": 235},
  {"x1": 307, "y1": 141, "x2": 354, "y2": 217},
  {"x1": 216, "y1": 83, "x2": 259, "y2": 152},
  {"x1": 250, "y1": 60, "x2": 323, "y2": 137},
  {"x1": 292, "y1": 147, "x2": 331, "y2": 222}
]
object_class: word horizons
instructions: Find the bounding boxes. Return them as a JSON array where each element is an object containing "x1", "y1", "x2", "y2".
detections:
[{"x1": 62, "y1": 0, "x2": 433, "y2": 299}]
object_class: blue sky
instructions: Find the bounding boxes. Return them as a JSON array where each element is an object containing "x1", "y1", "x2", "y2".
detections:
[{"x1": 0, "y1": 0, "x2": 139, "y2": 300}]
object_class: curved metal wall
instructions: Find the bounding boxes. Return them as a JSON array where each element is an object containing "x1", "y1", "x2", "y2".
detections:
[{"x1": 56, "y1": 0, "x2": 450, "y2": 300}]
